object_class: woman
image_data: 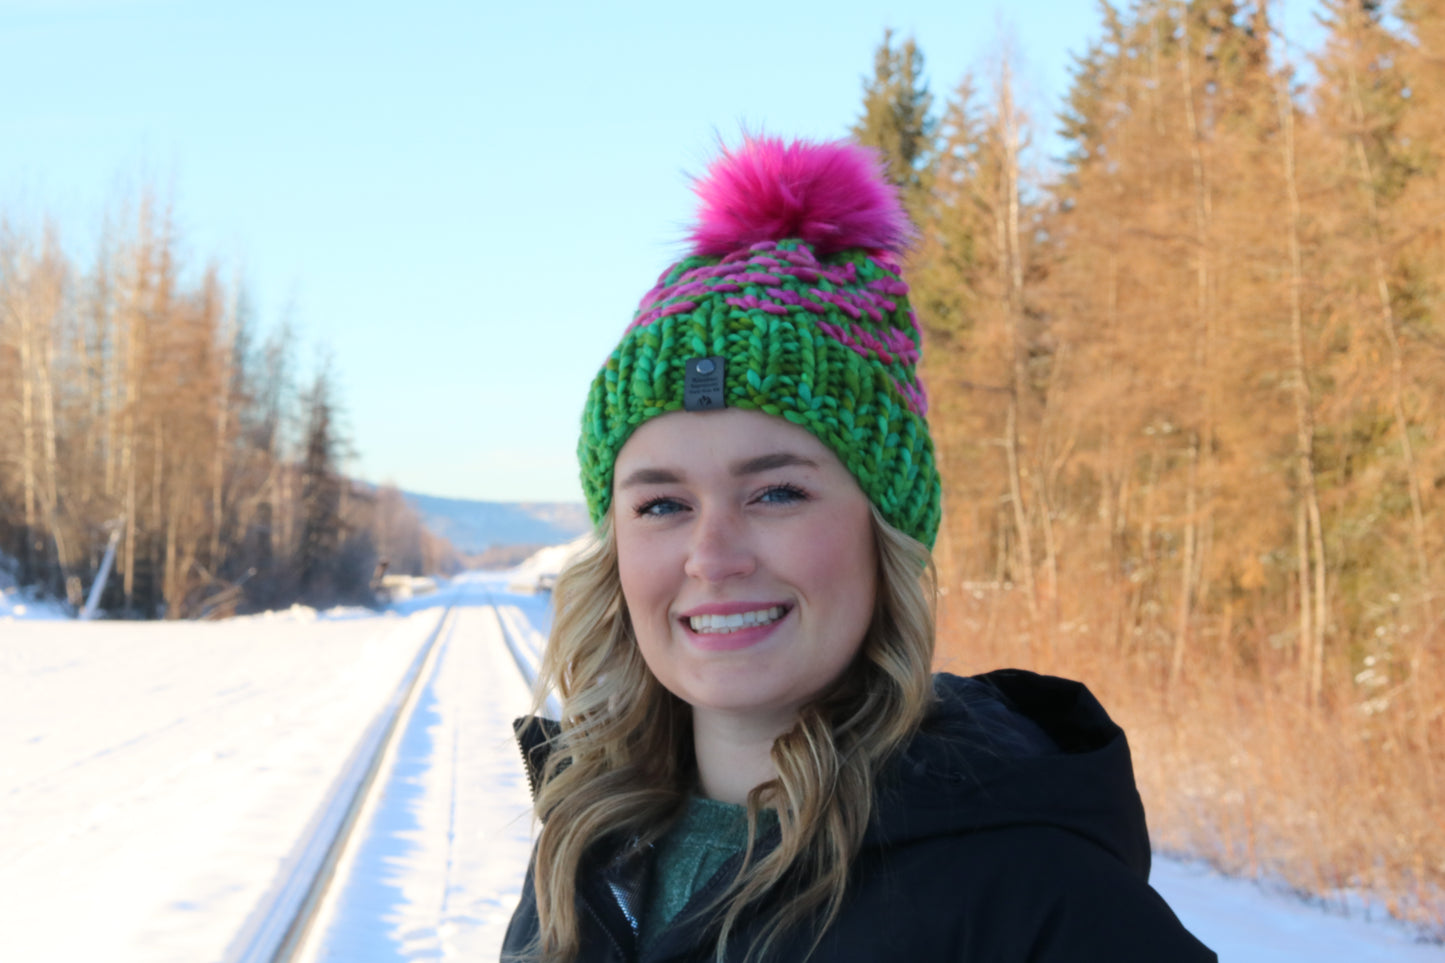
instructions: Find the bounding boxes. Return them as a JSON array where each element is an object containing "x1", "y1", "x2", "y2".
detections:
[{"x1": 503, "y1": 136, "x2": 1215, "y2": 963}]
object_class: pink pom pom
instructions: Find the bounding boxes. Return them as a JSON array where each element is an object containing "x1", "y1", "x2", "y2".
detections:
[{"x1": 688, "y1": 136, "x2": 912, "y2": 258}]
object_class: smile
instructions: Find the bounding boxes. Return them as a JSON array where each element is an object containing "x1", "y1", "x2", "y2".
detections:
[{"x1": 687, "y1": 606, "x2": 788, "y2": 634}]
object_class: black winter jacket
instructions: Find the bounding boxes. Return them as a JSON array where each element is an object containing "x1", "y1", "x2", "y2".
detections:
[{"x1": 502, "y1": 669, "x2": 1217, "y2": 962}]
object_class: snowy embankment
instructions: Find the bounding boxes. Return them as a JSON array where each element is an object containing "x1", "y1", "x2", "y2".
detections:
[
  {"x1": 2, "y1": 565, "x2": 1440, "y2": 962},
  {"x1": 0, "y1": 602, "x2": 445, "y2": 962}
]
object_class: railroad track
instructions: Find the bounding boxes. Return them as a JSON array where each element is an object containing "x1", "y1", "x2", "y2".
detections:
[
  {"x1": 489, "y1": 591, "x2": 561, "y2": 719},
  {"x1": 221, "y1": 591, "x2": 548, "y2": 963},
  {"x1": 223, "y1": 603, "x2": 457, "y2": 963}
]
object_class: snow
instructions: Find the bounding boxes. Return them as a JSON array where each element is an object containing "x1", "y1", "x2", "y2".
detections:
[
  {"x1": 2, "y1": 564, "x2": 1440, "y2": 962},
  {"x1": 0, "y1": 568, "x2": 69, "y2": 620},
  {"x1": 506, "y1": 533, "x2": 593, "y2": 593},
  {"x1": 0, "y1": 588, "x2": 68, "y2": 619},
  {"x1": 0, "y1": 606, "x2": 442, "y2": 962},
  {"x1": 1150, "y1": 858, "x2": 1443, "y2": 961}
]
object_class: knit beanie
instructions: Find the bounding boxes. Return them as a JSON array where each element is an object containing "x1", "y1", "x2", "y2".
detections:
[{"x1": 578, "y1": 135, "x2": 941, "y2": 548}]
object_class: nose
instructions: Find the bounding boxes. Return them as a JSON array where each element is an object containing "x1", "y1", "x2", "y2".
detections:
[{"x1": 683, "y1": 505, "x2": 756, "y2": 583}]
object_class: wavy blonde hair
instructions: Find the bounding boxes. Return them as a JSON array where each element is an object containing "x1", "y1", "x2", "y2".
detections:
[{"x1": 526, "y1": 503, "x2": 936, "y2": 963}]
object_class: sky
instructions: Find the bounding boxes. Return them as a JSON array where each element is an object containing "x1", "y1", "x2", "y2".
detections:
[{"x1": 0, "y1": 0, "x2": 1327, "y2": 503}]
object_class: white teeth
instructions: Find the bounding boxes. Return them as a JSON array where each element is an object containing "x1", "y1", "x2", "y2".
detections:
[{"x1": 688, "y1": 606, "x2": 786, "y2": 634}]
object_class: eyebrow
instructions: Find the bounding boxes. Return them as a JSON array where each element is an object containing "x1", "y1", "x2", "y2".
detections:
[
  {"x1": 616, "y1": 451, "x2": 819, "y2": 489},
  {"x1": 736, "y1": 452, "x2": 818, "y2": 475}
]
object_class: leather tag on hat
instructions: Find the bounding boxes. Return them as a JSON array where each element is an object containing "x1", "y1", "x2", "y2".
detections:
[{"x1": 684, "y1": 357, "x2": 726, "y2": 411}]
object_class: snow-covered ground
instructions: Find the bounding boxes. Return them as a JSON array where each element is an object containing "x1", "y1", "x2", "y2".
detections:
[
  {"x1": 1151, "y1": 858, "x2": 1441, "y2": 961},
  {"x1": 0, "y1": 603, "x2": 444, "y2": 962},
  {"x1": 2, "y1": 569, "x2": 1441, "y2": 962}
]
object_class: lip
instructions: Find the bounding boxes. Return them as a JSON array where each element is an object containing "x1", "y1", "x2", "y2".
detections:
[
  {"x1": 678, "y1": 601, "x2": 793, "y2": 652},
  {"x1": 678, "y1": 600, "x2": 792, "y2": 619}
]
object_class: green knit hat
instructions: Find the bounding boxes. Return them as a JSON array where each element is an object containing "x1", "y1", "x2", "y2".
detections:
[{"x1": 579, "y1": 136, "x2": 941, "y2": 548}]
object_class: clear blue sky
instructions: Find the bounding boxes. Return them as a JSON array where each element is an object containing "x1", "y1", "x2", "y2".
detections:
[{"x1": 0, "y1": 0, "x2": 1325, "y2": 503}]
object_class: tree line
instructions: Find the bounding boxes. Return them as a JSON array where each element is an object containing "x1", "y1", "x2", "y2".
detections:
[
  {"x1": 855, "y1": 0, "x2": 1442, "y2": 929},
  {"x1": 0, "y1": 194, "x2": 456, "y2": 618}
]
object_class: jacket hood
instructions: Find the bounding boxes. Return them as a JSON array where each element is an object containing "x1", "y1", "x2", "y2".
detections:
[{"x1": 870, "y1": 669, "x2": 1153, "y2": 881}]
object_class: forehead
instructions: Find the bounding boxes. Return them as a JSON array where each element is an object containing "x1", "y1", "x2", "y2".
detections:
[{"x1": 614, "y1": 408, "x2": 842, "y2": 476}]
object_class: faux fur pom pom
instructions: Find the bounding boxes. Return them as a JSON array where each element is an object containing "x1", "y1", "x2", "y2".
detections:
[{"x1": 688, "y1": 136, "x2": 911, "y2": 258}]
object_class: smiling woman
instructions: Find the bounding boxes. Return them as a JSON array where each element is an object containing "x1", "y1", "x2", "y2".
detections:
[
  {"x1": 615, "y1": 409, "x2": 878, "y2": 758},
  {"x1": 502, "y1": 136, "x2": 1216, "y2": 963}
]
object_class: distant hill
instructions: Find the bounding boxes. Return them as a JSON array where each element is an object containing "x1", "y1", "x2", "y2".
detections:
[{"x1": 402, "y1": 492, "x2": 590, "y2": 557}]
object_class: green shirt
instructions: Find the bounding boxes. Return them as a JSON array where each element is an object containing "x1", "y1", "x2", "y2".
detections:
[{"x1": 638, "y1": 796, "x2": 776, "y2": 954}]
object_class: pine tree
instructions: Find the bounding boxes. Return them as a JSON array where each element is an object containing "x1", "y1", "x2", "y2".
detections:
[
  {"x1": 911, "y1": 74, "x2": 984, "y2": 345},
  {"x1": 851, "y1": 29, "x2": 937, "y2": 218},
  {"x1": 297, "y1": 367, "x2": 344, "y2": 606},
  {"x1": 1055, "y1": 2, "x2": 1129, "y2": 202},
  {"x1": 904, "y1": 50, "x2": 1056, "y2": 621},
  {"x1": 1033, "y1": 0, "x2": 1290, "y2": 671},
  {"x1": 1312, "y1": 0, "x2": 1439, "y2": 647}
]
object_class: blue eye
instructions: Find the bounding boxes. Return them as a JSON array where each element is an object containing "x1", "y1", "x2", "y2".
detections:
[
  {"x1": 757, "y1": 485, "x2": 807, "y2": 505},
  {"x1": 634, "y1": 496, "x2": 686, "y2": 517}
]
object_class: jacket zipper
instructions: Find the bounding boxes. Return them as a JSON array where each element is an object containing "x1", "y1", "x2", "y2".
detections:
[
  {"x1": 512, "y1": 715, "x2": 559, "y2": 803},
  {"x1": 583, "y1": 892, "x2": 632, "y2": 962}
]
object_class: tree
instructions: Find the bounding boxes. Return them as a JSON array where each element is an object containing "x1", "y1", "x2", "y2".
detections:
[
  {"x1": 297, "y1": 366, "x2": 344, "y2": 605},
  {"x1": 0, "y1": 189, "x2": 452, "y2": 618},
  {"x1": 852, "y1": 29, "x2": 937, "y2": 218},
  {"x1": 0, "y1": 224, "x2": 74, "y2": 597},
  {"x1": 1309, "y1": 0, "x2": 1444, "y2": 697}
]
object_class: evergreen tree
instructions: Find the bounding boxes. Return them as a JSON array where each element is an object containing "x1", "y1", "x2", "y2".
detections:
[
  {"x1": 297, "y1": 367, "x2": 344, "y2": 606},
  {"x1": 1312, "y1": 0, "x2": 1437, "y2": 626},
  {"x1": 1055, "y1": 2, "x2": 1129, "y2": 202},
  {"x1": 851, "y1": 29, "x2": 937, "y2": 217},
  {"x1": 912, "y1": 75, "x2": 985, "y2": 344}
]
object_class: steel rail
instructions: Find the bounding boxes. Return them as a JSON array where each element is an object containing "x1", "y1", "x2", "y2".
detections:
[
  {"x1": 223, "y1": 602, "x2": 456, "y2": 963},
  {"x1": 488, "y1": 592, "x2": 561, "y2": 719}
]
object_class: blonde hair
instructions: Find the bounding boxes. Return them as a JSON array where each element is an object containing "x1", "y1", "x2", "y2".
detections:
[{"x1": 526, "y1": 504, "x2": 936, "y2": 963}]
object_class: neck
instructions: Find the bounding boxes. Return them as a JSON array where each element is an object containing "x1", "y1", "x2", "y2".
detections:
[{"x1": 691, "y1": 707, "x2": 794, "y2": 805}]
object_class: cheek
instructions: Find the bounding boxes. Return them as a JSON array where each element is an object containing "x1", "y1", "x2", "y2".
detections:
[
  {"x1": 616, "y1": 529, "x2": 686, "y2": 690},
  {"x1": 792, "y1": 506, "x2": 877, "y2": 632},
  {"x1": 616, "y1": 527, "x2": 676, "y2": 629}
]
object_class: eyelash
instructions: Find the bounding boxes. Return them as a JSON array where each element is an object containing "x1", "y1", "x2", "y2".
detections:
[
  {"x1": 632, "y1": 495, "x2": 683, "y2": 518},
  {"x1": 757, "y1": 484, "x2": 807, "y2": 505},
  {"x1": 629, "y1": 484, "x2": 809, "y2": 518}
]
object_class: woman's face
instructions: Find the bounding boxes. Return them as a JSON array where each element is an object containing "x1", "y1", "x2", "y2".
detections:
[{"x1": 613, "y1": 408, "x2": 877, "y2": 725}]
